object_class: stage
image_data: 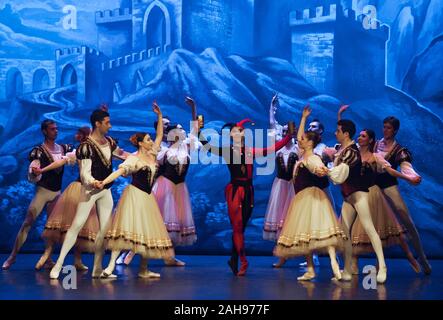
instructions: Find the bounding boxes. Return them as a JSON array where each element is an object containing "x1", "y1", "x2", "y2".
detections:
[{"x1": 0, "y1": 254, "x2": 441, "y2": 300}]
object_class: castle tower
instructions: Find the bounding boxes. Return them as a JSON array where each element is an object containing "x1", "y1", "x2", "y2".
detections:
[
  {"x1": 290, "y1": 2, "x2": 389, "y2": 100},
  {"x1": 95, "y1": 7, "x2": 133, "y2": 58}
]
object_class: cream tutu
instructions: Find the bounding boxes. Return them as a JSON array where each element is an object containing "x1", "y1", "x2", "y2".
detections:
[
  {"x1": 153, "y1": 176, "x2": 197, "y2": 246},
  {"x1": 263, "y1": 178, "x2": 294, "y2": 241},
  {"x1": 105, "y1": 184, "x2": 174, "y2": 259},
  {"x1": 42, "y1": 181, "x2": 99, "y2": 252},
  {"x1": 274, "y1": 187, "x2": 346, "y2": 257},
  {"x1": 351, "y1": 185, "x2": 406, "y2": 254}
]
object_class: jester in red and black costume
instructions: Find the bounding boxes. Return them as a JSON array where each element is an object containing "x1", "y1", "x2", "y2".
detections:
[{"x1": 200, "y1": 119, "x2": 293, "y2": 276}]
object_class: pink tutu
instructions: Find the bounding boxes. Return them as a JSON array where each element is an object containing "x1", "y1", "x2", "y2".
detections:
[
  {"x1": 263, "y1": 178, "x2": 294, "y2": 241},
  {"x1": 153, "y1": 176, "x2": 197, "y2": 246}
]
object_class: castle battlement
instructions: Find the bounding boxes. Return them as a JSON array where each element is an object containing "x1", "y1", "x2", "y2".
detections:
[
  {"x1": 55, "y1": 46, "x2": 101, "y2": 60},
  {"x1": 290, "y1": 4, "x2": 337, "y2": 26},
  {"x1": 95, "y1": 7, "x2": 131, "y2": 24},
  {"x1": 101, "y1": 44, "x2": 171, "y2": 71},
  {"x1": 290, "y1": 4, "x2": 389, "y2": 40}
]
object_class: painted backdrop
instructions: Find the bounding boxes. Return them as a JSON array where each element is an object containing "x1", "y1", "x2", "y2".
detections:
[{"x1": 0, "y1": 0, "x2": 442, "y2": 257}]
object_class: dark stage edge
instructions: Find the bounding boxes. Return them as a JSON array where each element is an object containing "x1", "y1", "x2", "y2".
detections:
[{"x1": 0, "y1": 254, "x2": 441, "y2": 300}]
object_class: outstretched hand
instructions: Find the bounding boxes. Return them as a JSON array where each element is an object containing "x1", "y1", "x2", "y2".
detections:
[
  {"x1": 338, "y1": 104, "x2": 350, "y2": 115},
  {"x1": 302, "y1": 105, "x2": 312, "y2": 119},
  {"x1": 185, "y1": 96, "x2": 196, "y2": 108},
  {"x1": 152, "y1": 101, "x2": 161, "y2": 115},
  {"x1": 271, "y1": 93, "x2": 279, "y2": 111},
  {"x1": 409, "y1": 175, "x2": 422, "y2": 186}
]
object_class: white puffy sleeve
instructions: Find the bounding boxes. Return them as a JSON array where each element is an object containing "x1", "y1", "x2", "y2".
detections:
[
  {"x1": 118, "y1": 155, "x2": 139, "y2": 176},
  {"x1": 328, "y1": 163, "x2": 350, "y2": 184},
  {"x1": 306, "y1": 155, "x2": 325, "y2": 175},
  {"x1": 400, "y1": 162, "x2": 420, "y2": 179}
]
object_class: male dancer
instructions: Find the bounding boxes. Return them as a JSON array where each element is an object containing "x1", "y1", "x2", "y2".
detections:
[
  {"x1": 50, "y1": 108, "x2": 128, "y2": 279},
  {"x1": 323, "y1": 119, "x2": 387, "y2": 283},
  {"x1": 199, "y1": 106, "x2": 293, "y2": 276},
  {"x1": 2, "y1": 120, "x2": 72, "y2": 270},
  {"x1": 375, "y1": 116, "x2": 431, "y2": 274}
]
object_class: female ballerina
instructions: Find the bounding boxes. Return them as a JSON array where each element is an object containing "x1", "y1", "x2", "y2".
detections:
[
  {"x1": 151, "y1": 97, "x2": 200, "y2": 266},
  {"x1": 100, "y1": 101, "x2": 175, "y2": 278},
  {"x1": 35, "y1": 127, "x2": 100, "y2": 271},
  {"x1": 274, "y1": 106, "x2": 345, "y2": 281},
  {"x1": 263, "y1": 94, "x2": 299, "y2": 268}
]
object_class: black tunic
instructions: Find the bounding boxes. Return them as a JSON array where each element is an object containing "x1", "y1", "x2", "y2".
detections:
[
  {"x1": 375, "y1": 141, "x2": 412, "y2": 189},
  {"x1": 334, "y1": 143, "x2": 368, "y2": 198},
  {"x1": 29, "y1": 143, "x2": 73, "y2": 192},
  {"x1": 76, "y1": 136, "x2": 118, "y2": 189},
  {"x1": 293, "y1": 162, "x2": 329, "y2": 194},
  {"x1": 276, "y1": 152, "x2": 298, "y2": 181}
]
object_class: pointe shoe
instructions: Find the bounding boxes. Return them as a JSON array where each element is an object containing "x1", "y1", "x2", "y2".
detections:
[
  {"x1": 297, "y1": 272, "x2": 315, "y2": 281},
  {"x1": 91, "y1": 268, "x2": 103, "y2": 279},
  {"x1": 49, "y1": 263, "x2": 63, "y2": 279},
  {"x1": 75, "y1": 263, "x2": 89, "y2": 271},
  {"x1": 99, "y1": 271, "x2": 117, "y2": 279},
  {"x1": 2, "y1": 256, "x2": 16, "y2": 270},
  {"x1": 123, "y1": 251, "x2": 135, "y2": 265},
  {"x1": 35, "y1": 256, "x2": 49, "y2": 270},
  {"x1": 406, "y1": 254, "x2": 421, "y2": 274},
  {"x1": 165, "y1": 258, "x2": 186, "y2": 266},
  {"x1": 272, "y1": 259, "x2": 286, "y2": 268},
  {"x1": 138, "y1": 270, "x2": 161, "y2": 278},
  {"x1": 227, "y1": 258, "x2": 238, "y2": 276},
  {"x1": 331, "y1": 262, "x2": 342, "y2": 280},
  {"x1": 340, "y1": 270, "x2": 352, "y2": 281},
  {"x1": 376, "y1": 266, "x2": 387, "y2": 284},
  {"x1": 237, "y1": 261, "x2": 249, "y2": 276},
  {"x1": 419, "y1": 257, "x2": 432, "y2": 275}
]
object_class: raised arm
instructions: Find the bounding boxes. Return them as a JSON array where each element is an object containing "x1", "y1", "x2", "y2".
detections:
[
  {"x1": 153, "y1": 100, "x2": 163, "y2": 149},
  {"x1": 337, "y1": 104, "x2": 349, "y2": 121},
  {"x1": 185, "y1": 97, "x2": 199, "y2": 152},
  {"x1": 297, "y1": 105, "x2": 311, "y2": 145}
]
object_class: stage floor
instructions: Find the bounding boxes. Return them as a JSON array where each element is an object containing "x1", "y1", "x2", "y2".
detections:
[{"x1": 0, "y1": 254, "x2": 441, "y2": 300}]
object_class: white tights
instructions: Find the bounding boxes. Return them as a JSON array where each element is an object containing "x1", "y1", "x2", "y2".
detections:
[
  {"x1": 53, "y1": 188, "x2": 113, "y2": 276},
  {"x1": 341, "y1": 191, "x2": 386, "y2": 274}
]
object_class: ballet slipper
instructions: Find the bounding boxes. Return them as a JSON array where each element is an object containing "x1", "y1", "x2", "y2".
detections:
[
  {"x1": 331, "y1": 261, "x2": 342, "y2": 280},
  {"x1": 165, "y1": 258, "x2": 185, "y2": 266},
  {"x1": 419, "y1": 257, "x2": 432, "y2": 275},
  {"x1": 272, "y1": 258, "x2": 286, "y2": 268},
  {"x1": 376, "y1": 265, "x2": 387, "y2": 284},
  {"x1": 2, "y1": 256, "x2": 16, "y2": 270},
  {"x1": 138, "y1": 270, "x2": 161, "y2": 278},
  {"x1": 35, "y1": 256, "x2": 49, "y2": 270},
  {"x1": 91, "y1": 268, "x2": 103, "y2": 279},
  {"x1": 100, "y1": 271, "x2": 117, "y2": 279},
  {"x1": 237, "y1": 261, "x2": 249, "y2": 276},
  {"x1": 297, "y1": 272, "x2": 316, "y2": 281},
  {"x1": 340, "y1": 270, "x2": 352, "y2": 281},
  {"x1": 49, "y1": 263, "x2": 63, "y2": 279},
  {"x1": 75, "y1": 263, "x2": 89, "y2": 271},
  {"x1": 405, "y1": 253, "x2": 421, "y2": 274}
]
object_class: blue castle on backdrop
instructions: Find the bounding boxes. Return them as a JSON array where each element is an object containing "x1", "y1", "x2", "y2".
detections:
[{"x1": 0, "y1": 0, "x2": 389, "y2": 104}]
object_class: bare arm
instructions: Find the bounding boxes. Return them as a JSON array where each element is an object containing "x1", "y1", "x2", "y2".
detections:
[
  {"x1": 337, "y1": 105, "x2": 349, "y2": 121},
  {"x1": 101, "y1": 167, "x2": 126, "y2": 186},
  {"x1": 297, "y1": 105, "x2": 311, "y2": 144},
  {"x1": 153, "y1": 101, "x2": 163, "y2": 149}
]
